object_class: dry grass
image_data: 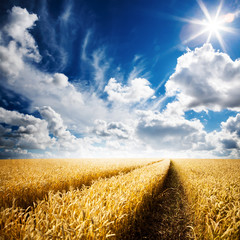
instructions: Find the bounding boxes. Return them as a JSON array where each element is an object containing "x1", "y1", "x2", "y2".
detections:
[
  {"x1": 0, "y1": 159, "x2": 170, "y2": 240},
  {"x1": 172, "y1": 159, "x2": 240, "y2": 240},
  {"x1": 0, "y1": 158, "x2": 159, "y2": 209}
]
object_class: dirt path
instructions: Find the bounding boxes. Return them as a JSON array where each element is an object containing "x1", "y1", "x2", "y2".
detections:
[{"x1": 133, "y1": 162, "x2": 194, "y2": 240}]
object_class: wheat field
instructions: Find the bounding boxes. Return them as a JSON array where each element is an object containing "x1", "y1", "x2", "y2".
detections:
[
  {"x1": 0, "y1": 159, "x2": 170, "y2": 239},
  {"x1": 172, "y1": 159, "x2": 240, "y2": 240},
  {"x1": 0, "y1": 158, "x2": 240, "y2": 239},
  {"x1": 0, "y1": 158, "x2": 159, "y2": 209}
]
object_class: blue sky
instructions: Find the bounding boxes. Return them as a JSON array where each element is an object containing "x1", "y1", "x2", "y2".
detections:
[{"x1": 0, "y1": 0, "x2": 240, "y2": 158}]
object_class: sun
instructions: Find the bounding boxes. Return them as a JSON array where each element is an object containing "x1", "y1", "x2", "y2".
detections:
[
  {"x1": 204, "y1": 19, "x2": 221, "y2": 33},
  {"x1": 201, "y1": 14, "x2": 225, "y2": 44},
  {"x1": 181, "y1": 0, "x2": 236, "y2": 51}
]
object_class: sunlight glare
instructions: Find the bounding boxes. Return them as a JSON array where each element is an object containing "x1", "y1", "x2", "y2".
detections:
[
  {"x1": 204, "y1": 19, "x2": 221, "y2": 33},
  {"x1": 223, "y1": 13, "x2": 235, "y2": 23},
  {"x1": 181, "y1": 0, "x2": 236, "y2": 52}
]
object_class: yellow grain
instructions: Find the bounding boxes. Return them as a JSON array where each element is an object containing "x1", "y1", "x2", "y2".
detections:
[
  {"x1": 0, "y1": 158, "x2": 159, "y2": 209},
  {"x1": 172, "y1": 159, "x2": 240, "y2": 240},
  {"x1": 0, "y1": 159, "x2": 170, "y2": 239}
]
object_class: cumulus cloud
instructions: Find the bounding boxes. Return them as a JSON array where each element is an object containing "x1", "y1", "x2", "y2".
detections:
[
  {"x1": 39, "y1": 106, "x2": 72, "y2": 138},
  {"x1": 197, "y1": 113, "x2": 240, "y2": 157},
  {"x1": 222, "y1": 113, "x2": 240, "y2": 137},
  {"x1": 3, "y1": 6, "x2": 41, "y2": 62},
  {"x1": 0, "y1": 107, "x2": 53, "y2": 150},
  {"x1": 0, "y1": 6, "x2": 134, "y2": 137},
  {"x1": 221, "y1": 139, "x2": 238, "y2": 149},
  {"x1": 136, "y1": 109, "x2": 206, "y2": 150},
  {"x1": 0, "y1": 59, "x2": 90, "y2": 128},
  {"x1": 216, "y1": 113, "x2": 240, "y2": 152},
  {"x1": 0, "y1": 41, "x2": 24, "y2": 78},
  {"x1": 38, "y1": 106, "x2": 80, "y2": 151},
  {"x1": 0, "y1": 147, "x2": 32, "y2": 159},
  {"x1": 166, "y1": 43, "x2": 240, "y2": 111},
  {"x1": 1, "y1": 6, "x2": 239, "y2": 159},
  {"x1": 92, "y1": 119, "x2": 133, "y2": 139},
  {"x1": 0, "y1": 6, "x2": 111, "y2": 133},
  {"x1": 104, "y1": 78, "x2": 154, "y2": 104},
  {"x1": 0, "y1": 6, "x2": 41, "y2": 79},
  {"x1": 0, "y1": 106, "x2": 84, "y2": 157},
  {"x1": 50, "y1": 73, "x2": 69, "y2": 87}
]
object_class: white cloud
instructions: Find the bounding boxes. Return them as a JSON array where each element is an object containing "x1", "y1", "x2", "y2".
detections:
[
  {"x1": 0, "y1": 6, "x2": 239, "y2": 159},
  {"x1": 221, "y1": 113, "x2": 240, "y2": 137},
  {"x1": 0, "y1": 7, "x2": 110, "y2": 132},
  {"x1": 38, "y1": 106, "x2": 82, "y2": 151},
  {"x1": 3, "y1": 6, "x2": 41, "y2": 62},
  {"x1": 39, "y1": 106, "x2": 71, "y2": 138},
  {"x1": 128, "y1": 55, "x2": 150, "y2": 82},
  {"x1": 92, "y1": 49, "x2": 109, "y2": 91},
  {"x1": 0, "y1": 41, "x2": 24, "y2": 78},
  {"x1": 0, "y1": 6, "x2": 41, "y2": 79},
  {"x1": 104, "y1": 77, "x2": 154, "y2": 104},
  {"x1": 163, "y1": 101, "x2": 185, "y2": 117},
  {"x1": 221, "y1": 138, "x2": 238, "y2": 149},
  {"x1": 217, "y1": 113, "x2": 240, "y2": 152},
  {"x1": 0, "y1": 40, "x2": 108, "y2": 132},
  {"x1": 197, "y1": 113, "x2": 240, "y2": 157},
  {"x1": 92, "y1": 119, "x2": 133, "y2": 139},
  {"x1": 166, "y1": 43, "x2": 240, "y2": 112},
  {"x1": 80, "y1": 33, "x2": 110, "y2": 93},
  {"x1": 0, "y1": 6, "x2": 140, "y2": 138},
  {"x1": 136, "y1": 109, "x2": 206, "y2": 150},
  {"x1": 0, "y1": 106, "x2": 84, "y2": 157},
  {"x1": 81, "y1": 30, "x2": 92, "y2": 61},
  {"x1": 2, "y1": 62, "x2": 88, "y2": 128},
  {"x1": 0, "y1": 148, "x2": 31, "y2": 159},
  {"x1": 50, "y1": 73, "x2": 69, "y2": 87},
  {"x1": 0, "y1": 107, "x2": 54, "y2": 150}
]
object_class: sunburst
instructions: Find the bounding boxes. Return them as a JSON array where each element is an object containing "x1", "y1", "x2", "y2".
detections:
[{"x1": 181, "y1": 0, "x2": 236, "y2": 51}]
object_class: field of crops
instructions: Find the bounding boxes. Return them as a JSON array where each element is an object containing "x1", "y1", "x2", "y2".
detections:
[
  {"x1": 0, "y1": 159, "x2": 169, "y2": 239},
  {"x1": 0, "y1": 158, "x2": 159, "y2": 209},
  {"x1": 172, "y1": 159, "x2": 240, "y2": 240},
  {"x1": 0, "y1": 158, "x2": 240, "y2": 240}
]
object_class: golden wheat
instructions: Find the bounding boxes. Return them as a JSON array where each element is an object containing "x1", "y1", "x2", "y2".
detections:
[
  {"x1": 0, "y1": 158, "x2": 160, "y2": 209},
  {"x1": 172, "y1": 159, "x2": 240, "y2": 240},
  {"x1": 0, "y1": 159, "x2": 170, "y2": 239}
]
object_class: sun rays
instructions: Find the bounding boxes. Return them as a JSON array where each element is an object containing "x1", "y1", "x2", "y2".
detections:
[{"x1": 181, "y1": 0, "x2": 237, "y2": 51}]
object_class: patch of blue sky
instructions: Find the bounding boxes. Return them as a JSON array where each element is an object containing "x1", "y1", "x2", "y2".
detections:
[
  {"x1": 185, "y1": 109, "x2": 238, "y2": 132},
  {"x1": 0, "y1": 87, "x2": 31, "y2": 114}
]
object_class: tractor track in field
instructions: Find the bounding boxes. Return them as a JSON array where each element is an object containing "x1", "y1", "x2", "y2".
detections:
[
  {"x1": 1, "y1": 159, "x2": 163, "y2": 210},
  {"x1": 133, "y1": 162, "x2": 195, "y2": 240}
]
